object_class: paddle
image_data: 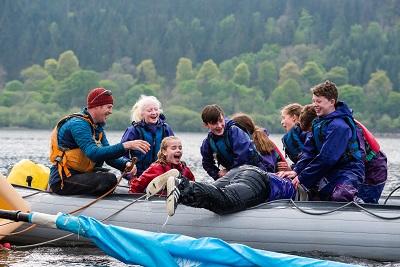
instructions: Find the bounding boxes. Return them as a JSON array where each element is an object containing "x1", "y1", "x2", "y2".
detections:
[{"x1": 0, "y1": 209, "x2": 355, "y2": 267}]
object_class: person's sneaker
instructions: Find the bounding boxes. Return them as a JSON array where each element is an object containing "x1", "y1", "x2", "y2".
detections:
[
  {"x1": 295, "y1": 185, "x2": 309, "y2": 201},
  {"x1": 146, "y1": 169, "x2": 180, "y2": 198},
  {"x1": 166, "y1": 176, "x2": 181, "y2": 216}
]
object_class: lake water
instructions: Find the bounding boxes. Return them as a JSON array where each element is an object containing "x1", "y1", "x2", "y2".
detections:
[{"x1": 0, "y1": 129, "x2": 399, "y2": 266}]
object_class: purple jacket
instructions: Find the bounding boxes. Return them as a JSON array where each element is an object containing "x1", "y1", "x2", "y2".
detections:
[
  {"x1": 201, "y1": 118, "x2": 261, "y2": 180},
  {"x1": 120, "y1": 114, "x2": 174, "y2": 177},
  {"x1": 294, "y1": 102, "x2": 364, "y2": 201}
]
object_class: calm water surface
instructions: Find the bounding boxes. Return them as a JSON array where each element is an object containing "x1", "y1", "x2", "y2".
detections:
[{"x1": 0, "y1": 129, "x2": 399, "y2": 266}]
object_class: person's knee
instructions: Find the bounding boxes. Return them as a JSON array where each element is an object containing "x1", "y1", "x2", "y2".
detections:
[{"x1": 331, "y1": 183, "x2": 358, "y2": 202}]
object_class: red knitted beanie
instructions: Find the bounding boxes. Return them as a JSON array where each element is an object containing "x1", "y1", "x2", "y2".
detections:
[{"x1": 87, "y1": 88, "x2": 113, "y2": 108}]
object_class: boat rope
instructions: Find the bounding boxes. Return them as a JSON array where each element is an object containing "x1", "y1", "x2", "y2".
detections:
[
  {"x1": 383, "y1": 185, "x2": 400, "y2": 205},
  {"x1": 12, "y1": 194, "x2": 147, "y2": 249},
  {"x1": 253, "y1": 199, "x2": 400, "y2": 220},
  {"x1": 1, "y1": 158, "x2": 138, "y2": 238}
]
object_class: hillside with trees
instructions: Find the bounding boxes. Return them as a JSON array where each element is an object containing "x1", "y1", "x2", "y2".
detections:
[{"x1": 0, "y1": 0, "x2": 399, "y2": 132}]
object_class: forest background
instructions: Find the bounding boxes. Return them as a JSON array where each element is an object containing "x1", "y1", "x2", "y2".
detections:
[{"x1": 0, "y1": 0, "x2": 399, "y2": 133}]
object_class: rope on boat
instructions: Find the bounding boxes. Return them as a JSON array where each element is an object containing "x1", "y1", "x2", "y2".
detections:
[
  {"x1": 2, "y1": 159, "x2": 138, "y2": 240},
  {"x1": 253, "y1": 198, "x2": 400, "y2": 220},
  {"x1": 13, "y1": 194, "x2": 147, "y2": 249},
  {"x1": 383, "y1": 185, "x2": 400, "y2": 205}
]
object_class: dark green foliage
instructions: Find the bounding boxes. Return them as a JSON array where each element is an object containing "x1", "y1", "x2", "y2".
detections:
[{"x1": 0, "y1": 1, "x2": 399, "y2": 133}]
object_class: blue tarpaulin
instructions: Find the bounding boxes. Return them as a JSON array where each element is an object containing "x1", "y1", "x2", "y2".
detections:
[{"x1": 55, "y1": 213, "x2": 357, "y2": 267}]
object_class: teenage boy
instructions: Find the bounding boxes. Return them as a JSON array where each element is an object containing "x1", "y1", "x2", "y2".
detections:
[
  {"x1": 200, "y1": 104, "x2": 261, "y2": 180},
  {"x1": 279, "y1": 81, "x2": 365, "y2": 202}
]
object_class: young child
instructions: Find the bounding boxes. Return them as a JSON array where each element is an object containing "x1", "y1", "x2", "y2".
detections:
[
  {"x1": 231, "y1": 113, "x2": 288, "y2": 172},
  {"x1": 121, "y1": 95, "x2": 174, "y2": 180},
  {"x1": 299, "y1": 104, "x2": 317, "y2": 132},
  {"x1": 281, "y1": 103, "x2": 307, "y2": 165},
  {"x1": 200, "y1": 104, "x2": 262, "y2": 180},
  {"x1": 280, "y1": 81, "x2": 365, "y2": 202},
  {"x1": 129, "y1": 136, "x2": 195, "y2": 194}
]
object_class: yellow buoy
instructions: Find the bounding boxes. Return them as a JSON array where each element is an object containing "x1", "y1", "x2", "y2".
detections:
[
  {"x1": 7, "y1": 159, "x2": 50, "y2": 191},
  {"x1": 0, "y1": 174, "x2": 30, "y2": 241}
]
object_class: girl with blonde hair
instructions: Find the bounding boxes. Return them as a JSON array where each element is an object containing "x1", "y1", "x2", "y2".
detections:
[
  {"x1": 129, "y1": 136, "x2": 195, "y2": 193},
  {"x1": 121, "y1": 95, "x2": 174, "y2": 180}
]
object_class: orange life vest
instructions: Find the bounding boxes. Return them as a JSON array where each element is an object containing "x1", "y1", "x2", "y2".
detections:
[{"x1": 49, "y1": 113, "x2": 103, "y2": 187}]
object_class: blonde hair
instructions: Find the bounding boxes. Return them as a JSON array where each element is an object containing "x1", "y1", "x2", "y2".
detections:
[
  {"x1": 131, "y1": 95, "x2": 163, "y2": 122},
  {"x1": 231, "y1": 113, "x2": 275, "y2": 154},
  {"x1": 280, "y1": 103, "x2": 302, "y2": 118},
  {"x1": 156, "y1": 136, "x2": 181, "y2": 165}
]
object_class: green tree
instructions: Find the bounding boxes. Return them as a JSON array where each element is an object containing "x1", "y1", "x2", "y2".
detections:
[
  {"x1": 257, "y1": 60, "x2": 277, "y2": 98},
  {"x1": 269, "y1": 79, "x2": 303, "y2": 109},
  {"x1": 279, "y1": 62, "x2": 301, "y2": 84},
  {"x1": 232, "y1": 62, "x2": 250, "y2": 86},
  {"x1": 44, "y1": 58, "x2": 59, "y2": 78},
  {"x1": 338, "y1": 84, "x2": 364, "y2": 112},
  {"x1": 56, "y1": 50, "x2": 80, "y2": 80},
  {"x1": 137, "y1": 59, "x2": 158, "y2": 84},
  {"x1": 196, "y1": 60, "x2": 220, "y2": 83},
  {"x1": 176, "y1": 58, "x2": 194, "y2": 82},
  {"x1": 364, "y1": 70, "x2": 393, "y2": 116},
  {"x1": 325, "y1": 67, "x2": 349, "y2": 86},
  {"x1": 301, "y1": 61, "x2": 325, "y2": 88},
  {"x1": 3, "y1": 80, "x2": 24, "y2": 92},
  {"x1": 294, "y1": 9, "x2": 314, "y2": 44},
  {"x1": 52, "y1": 70, "x2": 100, "y2": 108}
]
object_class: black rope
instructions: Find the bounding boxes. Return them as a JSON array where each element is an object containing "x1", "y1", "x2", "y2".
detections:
[
  {"x1": 383, "y1": 185, "x2": 400, "y2": 205},
  {"x1": 252, "y1": 198, "x2": 400, "y2": 220}
]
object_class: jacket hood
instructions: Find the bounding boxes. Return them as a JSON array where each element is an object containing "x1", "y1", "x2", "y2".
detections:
[{"x1": 319, "y1": 101, "x2": 353, "y2": 121}]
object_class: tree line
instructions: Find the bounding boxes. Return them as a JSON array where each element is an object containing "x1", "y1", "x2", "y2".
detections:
[{"x1": 0, "y1": 0, "x2": 399, "y2": 132}]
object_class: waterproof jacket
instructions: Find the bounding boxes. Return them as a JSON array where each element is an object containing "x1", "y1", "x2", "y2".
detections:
[
  {"x1": 121, "y1": 114, "x2": 174, "y2": 177},
  {"x1": 282, "y1": 124, "x2": 307, "y2": 164},
  {"x1": 129, "y1": 161, "x2": 195, "y2": 194},
  {"x1": 200, "y1": 118, "x2": 261, "y2": 180},
  {"x1": 49, "y1": 108, "x2": 128, "y2": 186},
  {"x1": 294, "y1": 102, "x2": 364, "y2": 198}
]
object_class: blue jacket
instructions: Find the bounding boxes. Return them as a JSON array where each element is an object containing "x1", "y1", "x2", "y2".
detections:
[
  {"x1": 294, "y1": 102, "x2": 364, "y2": 191},
  {"x1": 200, "y1": 118, "x2": 261, "y2": 180},
  {"x1": 120, "y1": 114, "x2": 174, "y2": 177},
  {"x1": 49, "y1": 109, "x2": 128, "y2": 186},
  {"x1": 282, "y1": 124, "x2": 307, "y2": 164}
]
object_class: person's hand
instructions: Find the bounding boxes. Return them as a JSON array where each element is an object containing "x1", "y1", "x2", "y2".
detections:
[
  {"x1": 277, "y1": 161, "x2": 291, "y2": 171},
  {"x1": 276, "y1": 170, "x2": 297, "y2": 179},
  {"x1": 292, "y1": 176, "x2": 300, "y2": 189},
  {"x1": 123, "y1": 140, "x2": 150, "y2": 154},
  {"x1": 218, "y1": 169, "x2": 228, "y2": 178}
]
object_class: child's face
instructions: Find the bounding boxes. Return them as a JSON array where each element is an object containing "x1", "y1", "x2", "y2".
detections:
[
  {"x1": 142, "y1": 102, "x2": 160, "y2": 124},
  {"x1": 163, "y1": 139, "x2": 183, "y2": 165},
  {"x1": 204, "y1": 115, "x2": 225, "y2": 136},
  {"x1": 312, "y1": 95, "x2": 335, "y2": 117},
  {"x1": 281, "y1": 112, "x2": 298, "y2": 132}
]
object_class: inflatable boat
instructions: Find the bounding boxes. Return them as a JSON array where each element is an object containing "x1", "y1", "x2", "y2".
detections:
[{"x1": 4, "y1": 185, "x2": 400, "y2": 262}]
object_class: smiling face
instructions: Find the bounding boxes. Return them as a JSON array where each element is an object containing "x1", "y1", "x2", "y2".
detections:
[
  {"x1": 281, "y1": 111, "x2": 298, "y2": 132},
  {"x1": 91, "y1": 104, "x2": 113, "y2": 124},
  {"x1": 163, "y1": 139, "x2": 183, "y2": 165},
  {"x1": 204, "y1": 114, "x2": 225, "y2": 136},
  {"x1": 312, "y1": 94, "x2": 336, "y2": 117},
  {"x1": 141, "y1": 102, "x2": 160, "y2": 124}
]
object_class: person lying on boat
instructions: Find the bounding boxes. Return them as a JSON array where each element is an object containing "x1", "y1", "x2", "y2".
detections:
[
  {"x1": 200, "y1": 104, "x2": 265, "y2": 180},
  {"x1": 355, "y1": 121, "x2": 388, "y2": 204},
  {"x1": 146, "y1": 165, "x2": 299, "y2": 216},
  {"x1": 121, "y1": 95, "x2": 174, "y2": 183},
  {"x1": 280, "y1": 103, "x2": 306, "y2": 168},
  {"x1": 278, "y1": 81, "x2": 365, "y2": 202},
  {"x1": 129, "y1": 136, "x2": 195, "y2": 194},
  {"x1": 231, "y1": 113, "x2": 288, "y2": 172},
  {"x1": 49, "y1": 88, "x2": 151, "y2": 196}
]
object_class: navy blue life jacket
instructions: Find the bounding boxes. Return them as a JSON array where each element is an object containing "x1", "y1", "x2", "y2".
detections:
[
  {"x1": 282, "y1": 124, "x2": 304, "y2": 164},
  {"x1": 133, "y1": 122, "x2": 167, "y2": 173},
  {"x1": 312, "y1": 116, "x2": 362, "y2": 164},
  {"x1": 208, "y1": 124, "x2": 260, "y2": 169}
]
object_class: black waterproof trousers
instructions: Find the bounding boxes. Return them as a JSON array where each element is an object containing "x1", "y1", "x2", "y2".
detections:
[
  {"x1": 178, "y1": 165, "x2": 271, "y2": 214},
  {"x1": 50, "y1": 171, "x2": 118, "y2": 196}
]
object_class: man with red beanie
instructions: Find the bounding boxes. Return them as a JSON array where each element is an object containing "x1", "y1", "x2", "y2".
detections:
[{"x1": 49, "y1": 88, "x2": 151, "y2": 196}]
